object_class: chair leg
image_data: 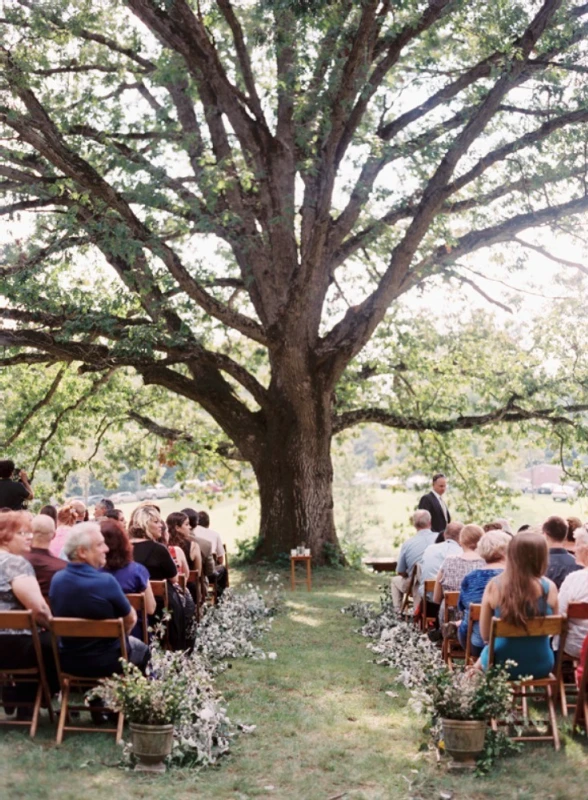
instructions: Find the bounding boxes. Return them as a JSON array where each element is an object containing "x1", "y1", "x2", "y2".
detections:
[
  {"x1": 56, "y1": 680, "x2": 70, "y2": 745},
  {"x1": 546, "y1": 685, "x2": 560, "y2": 751},
  {"x1": 27, "y1": 682, "x2": 42, "y2": 738},
  {"x1": 116, "y1": 711, "x2": 125, "y2": 744}
]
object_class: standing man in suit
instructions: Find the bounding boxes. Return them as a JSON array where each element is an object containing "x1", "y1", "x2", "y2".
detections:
[{"x1": 418, "y1": 473, "x2": 450, "y2": 539}]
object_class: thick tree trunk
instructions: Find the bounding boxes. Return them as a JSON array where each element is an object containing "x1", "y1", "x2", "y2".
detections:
[{"x1": 249, "y1": 363, "x2": 342, "y2": 564}]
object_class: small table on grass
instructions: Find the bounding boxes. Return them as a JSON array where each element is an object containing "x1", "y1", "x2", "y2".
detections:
[
  {"x1": 290, "y1": 553, "x2": 312, "y2": 591},
  {"x1": 363, "y1": 558, "x2": 398, "y2": 574}
]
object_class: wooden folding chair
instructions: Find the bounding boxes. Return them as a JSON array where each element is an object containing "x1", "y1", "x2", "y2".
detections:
[
  {"x1": 487, "y1": 615, "x2": 567, "y2": 751},
  {"x1": 465, "y1": 603, "x2": 482, "y2": 666},
  {"x1": 49, "y1": 617, "x2": 128, "y2": 744},
  {"x1": 177, "y1": 573, "x2": 187, "y2": 591},
  {"x1": 441, "y1": 591, "x2": 465, "y2": 667},
  {"x1": 400, "y1": 564, "x2": 419, "y2": 622},
  {"x1": 188, "y1": 569, "x2": 201, "y2": 622},
  {"x1": 149, "y1": 580, "x2": 170, "y2": 648},
  {"x1": 126, "y1": 592, "x2": 149, "y2": 645},
  {"x1": 573, "y1": 635, "x2": 588, "y2": 735},
  {"x1": 420, "y1": 580, "x2": 437, "y2": 632},
  {"x1": 223, "y1": 545, "x2": 229, "y2": 588},
  {"x1": 0, "y1": 610, "x2": 55, "y2": 737},
  {"x1": 560, "y1": 601, "x2": 588, "y2": 717}
]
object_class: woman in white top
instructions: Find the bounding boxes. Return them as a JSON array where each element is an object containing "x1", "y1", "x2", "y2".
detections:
[{"x1": 558, "y1": 525, "x2": 588, "y2": 658}]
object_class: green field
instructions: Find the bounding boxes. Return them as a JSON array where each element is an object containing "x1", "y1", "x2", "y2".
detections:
[{"x1": 116, "y1": 488, "x2": 588, "y2": 560}]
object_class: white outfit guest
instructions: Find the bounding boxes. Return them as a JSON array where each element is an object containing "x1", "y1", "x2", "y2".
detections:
[{"x1": 558, "y1": 568, "x2": 588, "y2": 658}]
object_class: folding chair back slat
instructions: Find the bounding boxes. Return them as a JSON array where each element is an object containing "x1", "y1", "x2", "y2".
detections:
[
  {"x1": 492, "y1": 616, "x2": 564, "y2": 640},
  {"x1": 567, "y1": 602, "x2": 588, "y2": 620},
  {"x1": 0, "y1": 610, "x2": 54, "y2": 737},
  {"x1": 126, "y1": 592, "x2": 149, "y2": 645}
]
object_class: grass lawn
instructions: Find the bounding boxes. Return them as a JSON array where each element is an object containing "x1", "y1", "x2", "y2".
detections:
[{"x1": 2, "y1": 568, "x2": 588, "y2": 799}]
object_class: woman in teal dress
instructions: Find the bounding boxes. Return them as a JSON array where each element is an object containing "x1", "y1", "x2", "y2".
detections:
[{"x1": 478, "y1": 531, "x2": 559, "y2": 679}]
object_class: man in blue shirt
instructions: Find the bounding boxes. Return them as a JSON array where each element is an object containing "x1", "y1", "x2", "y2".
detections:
[
  {"x1": 50, "y1": 522, "x2": 149, "y2": 676},
  {"x1": 391, "y1": 510, "x2": 437, "y2": 610}
]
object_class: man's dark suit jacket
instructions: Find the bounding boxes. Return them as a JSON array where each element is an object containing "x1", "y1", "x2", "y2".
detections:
[{"x1": 417, "y1": 491, "x2": 450, "y2": 535}]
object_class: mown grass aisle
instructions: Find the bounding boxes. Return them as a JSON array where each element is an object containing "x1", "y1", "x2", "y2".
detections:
[{"x1": 1, "y1": 568, "x2": 588, "y2": 799}]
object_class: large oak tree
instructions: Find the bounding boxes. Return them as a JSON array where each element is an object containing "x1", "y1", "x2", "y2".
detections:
[{"x1": 3, "y1": 0, "x2": 588, "y2": 558}]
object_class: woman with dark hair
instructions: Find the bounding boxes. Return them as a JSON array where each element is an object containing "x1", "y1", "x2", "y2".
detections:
[
  {"x1": 478, "y1": 531, "x2": 558, "y2": 679},
  {"x1": 100, "y1": 519, "x2": 155, "y2": 639},
  {"x1": 565, "y1": 516, "x2": 582, "y2": 555},
  {"x1": 39, "y1": 505, "x2": 57, "y2": 523},
  {"x1": 166, "y1": 512, "x2": 202, "y2": 575}
]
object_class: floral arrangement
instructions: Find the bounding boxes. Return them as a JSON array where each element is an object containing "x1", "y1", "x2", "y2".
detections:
[
  {"x1": 195, "y1": 576, "x2": 282, "y2": 666},
  {"x1": 342, "y1": 587, "x2": 518, "y2": 768},
  {"x1": 90, "y1": 575, "x2": 282, "y2": 767}
]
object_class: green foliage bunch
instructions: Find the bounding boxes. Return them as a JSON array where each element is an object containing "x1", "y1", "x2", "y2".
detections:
[{"x1": 91, "y1": 658, "x2": 187, "y2": 726}]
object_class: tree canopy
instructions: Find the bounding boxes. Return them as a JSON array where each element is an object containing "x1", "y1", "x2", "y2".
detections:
[{"x1": 3, "y1": 0, "x2": 588, "y2": 556}]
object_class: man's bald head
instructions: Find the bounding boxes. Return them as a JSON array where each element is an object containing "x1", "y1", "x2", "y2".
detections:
[{"x1": 31, "y1": 513, "x2": 56, "y2": 546}]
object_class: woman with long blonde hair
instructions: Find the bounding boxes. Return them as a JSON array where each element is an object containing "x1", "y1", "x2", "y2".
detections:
[
  {"x1": 128, "y1": 505, "x2": 177, "y2": 581},
  {"x1": 478, "y1": 531, "x2": 558, "y2": 678}
]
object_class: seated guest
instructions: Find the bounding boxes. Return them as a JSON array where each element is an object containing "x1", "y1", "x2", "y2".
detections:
[
  {"x1": 93, "y1": 498, "x2": 114, "y2": 521},
  {"x1": 457, "y1": 530, "x2": 510, "y2": 656},
  {"x1": 421, "y1": 522, "x2": 464, "y2": 595},
  {"x1": 0, "y1": 510, "x2": 58, "y2": 715},
  {"x1": 543, "y1": 515, "x2": 581, "y2": 589},
  {"x1": 195, "y1": 511, "x2": 226, "y2": 566},
  {"x1": 100, "y1": 519, "x2": 155, "y2": 641},
  {"x1": 565, "y1": 517, "x2": 582, "y2": 556},
  {"x1": 196, "y1": 510, "x2": 228, "y2": 596},
  {"x1": 478, "y1": 531, "x2": 558, "y2": 679},
  {"x1": 128, "y1": 506, "x2": 177, "y2": 581},
  {"x1": 433, "y1": 523, "x2": 485, "y2": 611},
  {"x1": 390, "y1": 510, "x2": 437, "y2": 611},
  {"x1": 49, "y1": 502, "x2": 83, "y2": 558},
  {"x1": 50, "y1": 522, "x2": 149, "y2": 676},
  {"x1": 558, "y1": 526, "x2": 588, "y2": 659},
  {"x1": 420, "y1": 522, "x2": 464, "y2": 624},
  {"x1": 25, "y1": 514, "x2": 66, "y2": 603},
  {"x1": 39, "y1": 505, "x2": 57, "y2": 524},
  {"x1": 167, "y1": 512, "x2": 202, "y2": 575}
]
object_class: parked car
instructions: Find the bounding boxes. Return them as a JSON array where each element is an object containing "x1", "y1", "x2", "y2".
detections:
[
  {"x1": 110, "y1": 491, "x2": 138, "y2": 504},
  {"x1": 87, "y1": 494, "x2": 105, "y2": 506},
  {"x1": 380, "y1": 478, "x2": 402, "y2": 490},
  {"x1": 552, "y1": 485, "x2": 577, "y2": 502},
  {"x1": 537, "y1": 483, "x2": 558, "y2": 494},
  {"x1": 136, "y1": 487, "x2": 159, "y2": 500}
]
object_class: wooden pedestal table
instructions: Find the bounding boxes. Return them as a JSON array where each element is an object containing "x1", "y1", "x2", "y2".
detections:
[{"x1": 290, "y1": 554, "x2": 312, "y2": 591}]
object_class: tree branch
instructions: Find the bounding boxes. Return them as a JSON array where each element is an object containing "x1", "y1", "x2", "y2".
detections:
[
  {"x1": 333, "y1": 401, "x2": 588, "y2": 435},
  {"x1": 128, "y1": 410, "x2": 245, "y2": 460},
  {"x1": 1, "y1": 366, "x2": 67, "y2": 448}
]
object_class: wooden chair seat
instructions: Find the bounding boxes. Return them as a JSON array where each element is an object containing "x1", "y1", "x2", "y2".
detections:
[
  {"x1": 49, "y1": 617, "x2": 128, "y2": 744},
  {"x1": 400, "y1": 564, "x2": 419, "y2": 623},
  {"x1": 0, "y1": 610, "x2": 55, "y2": 738}
]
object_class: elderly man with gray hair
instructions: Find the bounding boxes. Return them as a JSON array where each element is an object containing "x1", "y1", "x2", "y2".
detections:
[
  {"x1": 24, "y1": 514, "x2": 66, "y2": 602},
  {"x1": 49, "y1": 522, "x2": 149, "y2": 678},
  {"x1": 391, "y1": 509, "x2": 438, "y2": 611}
]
